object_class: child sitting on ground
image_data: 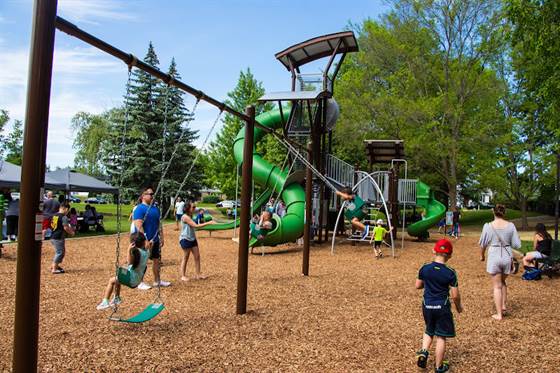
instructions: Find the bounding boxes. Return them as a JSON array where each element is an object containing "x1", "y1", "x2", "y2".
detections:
[
  {"x1": 251, "y1": 210, "x2": 273, "y2": 240},
  {"x1": 372, "y1": 219, "x2": 393, "y2": 259},
  {"x1": 96, "y1": 232, "x2": 150, "y2": 310},
  {"x1": 415, "y1": 239, "x2": 463, "y2": 373}
]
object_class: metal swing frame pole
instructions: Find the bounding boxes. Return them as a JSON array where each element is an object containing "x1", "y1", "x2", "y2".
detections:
[
  {"x1": 237, "y1": 106, "x2": 255, "y2": 314},
  {"x1": 13, "y1": 1, "x2": 58, "y2": 371}
]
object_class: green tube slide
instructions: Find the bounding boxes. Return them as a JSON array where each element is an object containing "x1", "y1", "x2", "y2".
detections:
[
  {"x1": 407, "y1": 181, "x2": 446, "y2": 239},
  {"x1": 199, "y1": 109, "x2": 306, "y2": 247}
]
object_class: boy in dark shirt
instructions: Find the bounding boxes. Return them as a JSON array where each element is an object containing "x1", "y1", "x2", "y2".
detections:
[{"x1": 415, "y1": 239, "x2": 463, "y2": 373}]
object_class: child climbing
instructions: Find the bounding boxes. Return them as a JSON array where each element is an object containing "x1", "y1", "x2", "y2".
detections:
[
  {"x1": 336, "y1": 187, "x2": 369, "y2": 240},
  {"x1": 372, "y1": 219, "x2": 393, "y2": 259},
  {"x1": 251, "y1": 210, "x2": 273, "y2": 240},
  {"x1": 179, "y1": 202, "x2": 215, "y2": 281},
  {"x1": 96, "y1": 232, "x2": 150, "y2": 310},
  {"x1": 415, "y1": 239, "x2": 463, "y2": 373}
]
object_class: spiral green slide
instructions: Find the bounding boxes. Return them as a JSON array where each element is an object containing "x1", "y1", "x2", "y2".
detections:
[
  {"x1": 406, "y1": 181, "x2": 446, "y2": 238},
  {"x1": 199, "y1": 109, "x2": 305, "y2": 247}
]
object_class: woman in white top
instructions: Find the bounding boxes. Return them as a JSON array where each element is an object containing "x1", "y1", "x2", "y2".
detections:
[{"x1": 479, "y1": 204, "x2": 521, "y2": 320}]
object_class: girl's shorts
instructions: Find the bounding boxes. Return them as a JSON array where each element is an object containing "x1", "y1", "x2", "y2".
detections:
[{"x1": 180, "y1": 239, "x2": 198, "y2": 250}]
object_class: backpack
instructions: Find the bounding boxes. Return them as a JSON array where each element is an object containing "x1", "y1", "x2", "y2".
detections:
[{"x1": 522, "y1": 267, "x2": 542, "y2": 281}]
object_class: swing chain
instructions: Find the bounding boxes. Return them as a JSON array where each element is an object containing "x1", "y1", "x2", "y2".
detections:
[{"x1": 111, "y1": 67, "x2": 133, "y2": 318}]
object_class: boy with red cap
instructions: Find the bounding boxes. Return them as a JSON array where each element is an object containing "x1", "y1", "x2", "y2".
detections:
[{"x1": 415, "y1": 239, "x2": 463, "y2": 373}]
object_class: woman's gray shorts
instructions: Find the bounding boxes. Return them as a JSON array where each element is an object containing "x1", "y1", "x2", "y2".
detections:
[
  {"x1": 486, "y1": 246, "x2": 512, "y2": 275},
  {"x1": 51, "y1": 239, "x2": 65, "y2": 264}
]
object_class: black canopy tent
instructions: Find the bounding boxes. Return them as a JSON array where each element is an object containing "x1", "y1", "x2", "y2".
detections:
[
  {"x1": 46, "y1": 168, "x2": 117, "y2": 194},
  {"x1": 0, "y1": 160, "x2": 62, "y2": 190}
]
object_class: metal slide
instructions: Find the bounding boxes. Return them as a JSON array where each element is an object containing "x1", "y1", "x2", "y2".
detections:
[
  {"x1": 199, "y1": 109, "x2": 305, "y2": 247},
  {"x1": 406, "y1": 181, "x2": 446, "y2": 238}
]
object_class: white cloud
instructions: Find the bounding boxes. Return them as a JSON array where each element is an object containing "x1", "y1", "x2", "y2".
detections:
[{"x1": 58, "y1": 0, "x2": 137, "y2": 24}]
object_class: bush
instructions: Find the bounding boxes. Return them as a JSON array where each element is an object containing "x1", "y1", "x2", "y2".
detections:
[{"x1": 202, "y1": 195, "x2": 220, "y2": 204}]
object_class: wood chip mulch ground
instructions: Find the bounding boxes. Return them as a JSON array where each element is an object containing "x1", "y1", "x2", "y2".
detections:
[{"x1": 1, "y1": 228, "x2": 559, "y2": 372}]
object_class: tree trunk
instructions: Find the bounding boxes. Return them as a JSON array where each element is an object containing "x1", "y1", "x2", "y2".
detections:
[{"x1": 520, "y1": 195, "x2": 529, "y2": 230}]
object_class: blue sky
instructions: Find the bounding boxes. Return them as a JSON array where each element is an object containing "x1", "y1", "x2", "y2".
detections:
[{"x1": 0, "y1": 0, "x2": 388, "y2": 168}]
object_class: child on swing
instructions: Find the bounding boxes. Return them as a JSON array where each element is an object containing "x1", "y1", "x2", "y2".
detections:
[
  {"x1": 336, "y1": 187, "x2": 370, "y2": 240},
  {"x1": 251, "y1": 210, "x2": 273, "y2": 240},
  {"x1": 96, "y1": 232, "x2": 150, "y2": 310}
]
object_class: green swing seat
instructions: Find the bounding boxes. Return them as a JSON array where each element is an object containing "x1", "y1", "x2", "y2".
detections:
[
  {"x1": 110, "y1": 303, "x2": 165, "y2": 323},
  {"x1": 109, "y1": 268, "x2": 164, "y2": 323}
]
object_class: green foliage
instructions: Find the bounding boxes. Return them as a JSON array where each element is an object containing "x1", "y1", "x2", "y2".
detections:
[
  {"x1": 71, "y1": 112, "x2": 110, "y2": 175},
  {"x1": 201, "y1": 195, "x2": 220, "y2": 204},
  {"x1": 334, "y1": 1, "x2": 506, "y2": 207},
  {"x1": 3, "y1": 119, "x2": 23, "y2": 165},
  {"x1": 0, "y1": 110, "x2": 8, "y2": 158},
  {"x1": 205, "y1": 68, "x2": 273, "y2": 198}
]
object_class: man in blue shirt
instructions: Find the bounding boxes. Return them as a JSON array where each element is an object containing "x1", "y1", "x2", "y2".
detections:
[
  {"x1": 415, "y1": 239, "x2": 463, "y2": 373},
  {"x1": 133, "y1": 187, "x2": 170, "y2": 290}
]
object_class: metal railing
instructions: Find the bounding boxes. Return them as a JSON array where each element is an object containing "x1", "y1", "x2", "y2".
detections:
[
  {"x1": 398, "y1": 179, "x2": 417, "y2": 205},
  {"x1": 326, "y1": 154, "x2": 355, "y2": 210}
]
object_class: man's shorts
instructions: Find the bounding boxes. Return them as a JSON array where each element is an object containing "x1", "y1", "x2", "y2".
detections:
[
  {"x1": 150, "y1": 240, "x2": 161, "y2": 260},
  {"x1": 422, "y1": 303, "x2": 455, "y2": 338},
  {"x1": 180, "y1": 239, "x2": 198, "y2": 250}
]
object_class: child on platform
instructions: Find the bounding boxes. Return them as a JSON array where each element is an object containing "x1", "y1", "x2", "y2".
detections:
[
  {"x1": 372, "y1": 219, "x2": 393, "y2": 259},
  {"x1": 415, "y1": 239, "x2": 463, "y2": 373},
  {"x1": 96, "y1": 232, "x2": 150, "y2": 310}
]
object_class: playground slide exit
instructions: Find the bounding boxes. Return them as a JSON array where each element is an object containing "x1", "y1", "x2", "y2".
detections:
[
  {"x1": 406, "y1": 181, "x2": 446, "y2": 238},
  {"x1": 199, "y1": 109, "x2": 306, "y2": 247}
]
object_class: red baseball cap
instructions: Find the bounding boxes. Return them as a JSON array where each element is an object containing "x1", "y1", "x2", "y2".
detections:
[{"x1": 434, "y1": 239, "x2": 453, "y2": 255}]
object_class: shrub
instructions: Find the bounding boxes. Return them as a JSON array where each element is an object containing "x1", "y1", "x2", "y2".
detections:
[{"x1": 202, "y1": 195, "x2": 220, "y2": 204}]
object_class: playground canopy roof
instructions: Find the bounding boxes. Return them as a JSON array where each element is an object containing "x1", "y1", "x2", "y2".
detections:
[
  {"x1": 364, "y1": 140, "x2": 405, "y2": 164},
  {"x1": 0, "y1": 160, "x2": 62, "y2": 189},
  {"x1": 275, "y1": 31, "x2": 358, "y2": 71},
  {"x1": 258, "y1": 90, "x2": 331, "y2": 102},
  {"x1": 46, "y1": 168, "x2": 118, "y2": 193}
]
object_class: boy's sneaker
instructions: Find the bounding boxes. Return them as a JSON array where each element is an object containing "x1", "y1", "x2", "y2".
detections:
[
  {"x1": 137, "y1": 282, "x2": 152, "y2": 290},
  {"x1": 110, "y1": 296, "x2": 122, "y2": 306},
  {"x1": 435, "y1": 361, "x2": 450, "y2": 373},
  {"x1": 361, "y1": 225, "x2": 370, "y2": 240},
  {"x1": 153, "y1": 280, "x2": 171, "y2": 287},
  {"x1": 96, "y1": 299, "x2": 110, "y2": 310},
  {"x1": 416, "y1": 349, "x2": 429, "y2": 369}
]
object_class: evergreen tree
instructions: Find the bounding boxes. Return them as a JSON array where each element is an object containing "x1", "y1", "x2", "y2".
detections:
[
  {"x1": 104, "y1": 42, "x2": 164, "y2": 200},
  {"x1": 0, "y1": 110, "x2": 9, "y2": 159},
  {"x1": 206, "y1": 68, "x2": 275, "y2": 198},
  {"x1": 155, "y1": 58, "x2": 201, "y2": 210}
]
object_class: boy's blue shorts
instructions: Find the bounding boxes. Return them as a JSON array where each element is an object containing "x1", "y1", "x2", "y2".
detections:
[{"x1": 422, "y1": 303, "x2": 455, "y2": 337}]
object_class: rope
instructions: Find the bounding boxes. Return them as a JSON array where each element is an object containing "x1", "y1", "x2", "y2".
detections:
[
  {"x1": 110, "y1": 67, "x2": 133, "y2": 319},
  {"x1": 163, "y1": 109, "x2": 224, "y2": 221}
]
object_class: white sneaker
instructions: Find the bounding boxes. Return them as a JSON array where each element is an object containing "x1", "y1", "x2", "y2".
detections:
[
  {"x1": 153, "y1": 280, "x2": 171, "y2": 287},
  {"x1": 110, "y1": 296, "x2": 122, "y2": 306},
  {"x1": 137, "y1": 282, "x2": 152, "y2": 290},
  {"x1": 96, "y1": 299, "x2": 110, "y2": 310}
]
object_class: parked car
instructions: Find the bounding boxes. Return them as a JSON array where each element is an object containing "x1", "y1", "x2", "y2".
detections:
[
  {"x1": 215, "y1": 200, "x2": 240, "y2": 208},
  {"x1": 85, "y1": 197, "x2": 107, "y2": 204},
  {"x1": 69, "y1": 196, "x2": 81, "y2": 203}
]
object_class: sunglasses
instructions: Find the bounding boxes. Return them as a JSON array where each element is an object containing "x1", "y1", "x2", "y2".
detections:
[{"x1": 144, "y1": 192, "x2": 155, "y2": 196}]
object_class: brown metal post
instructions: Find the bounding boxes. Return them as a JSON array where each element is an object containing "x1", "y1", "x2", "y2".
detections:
[
  {"x1": 12, "y1": 0, "x2": 58, "y2": 371},
  {"x1": 236, "y1": 106, "x2": 255, "y2": 315},
  {"x1": 303, "y1": 142, "x2": 313, "y2": 276}
]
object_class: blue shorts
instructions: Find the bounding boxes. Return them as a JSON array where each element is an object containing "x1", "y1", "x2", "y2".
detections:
[
  {"x1": 180, "y1": 239, "x2": 198, "y2": 250},
  {"x1": 423, "y1": 303, "x2": 455, "y2": 338},
  {"x1": 176, "y1": 214, "x2": 182, "y2": 221}
]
